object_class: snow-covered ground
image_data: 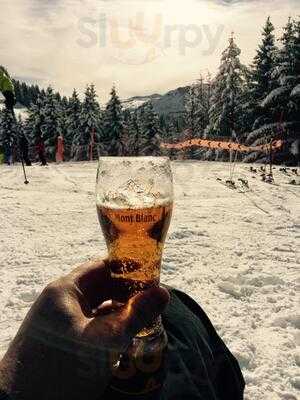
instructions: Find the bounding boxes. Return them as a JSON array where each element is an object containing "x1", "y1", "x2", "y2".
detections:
[{"x1": 0, "y1": 161, "x2": 299, "y2": 399}]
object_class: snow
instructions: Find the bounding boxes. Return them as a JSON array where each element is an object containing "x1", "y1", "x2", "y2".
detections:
[
  {"x1": 121, "y1": 94, "x2": 162, "y2": 111},
  {"x1": 122, "y1": 98, "x2": 150, "y2": 110},
  {"x1": 261, "y1": 86, "x2": 289, "y2": 108},
  {"x1": 14, "y1": 107, "x2": 29, "y2": 121},
  {"x1": 291, "y1": 84, "x2": 300, "y2": 98},
  {"x1": 0, "y1": 160, "x2": 299, "y2": 399}
]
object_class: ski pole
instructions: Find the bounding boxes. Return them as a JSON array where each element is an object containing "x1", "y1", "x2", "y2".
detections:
[{"x1": 21, "y1": 156, "x2": 29, "y2": 184}]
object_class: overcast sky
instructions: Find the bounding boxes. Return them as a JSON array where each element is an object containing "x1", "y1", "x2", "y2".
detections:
[{"x1": 1, "y1": 0, "x2": 299, "y2": 102}]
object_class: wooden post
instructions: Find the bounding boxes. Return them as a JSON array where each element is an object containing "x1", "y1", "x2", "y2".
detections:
[{"x1": 269, "y1": 141, "x2": 273, "y2": 181}]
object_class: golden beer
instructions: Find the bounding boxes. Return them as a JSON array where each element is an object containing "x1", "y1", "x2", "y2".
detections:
[{"x1": 97, "y1": 204, "x2": 173, "y2": 304}]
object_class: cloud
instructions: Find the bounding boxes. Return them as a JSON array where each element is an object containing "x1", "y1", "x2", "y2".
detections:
[{"x1": 1, "y1": 0, "x2": 299, "y2": 103}]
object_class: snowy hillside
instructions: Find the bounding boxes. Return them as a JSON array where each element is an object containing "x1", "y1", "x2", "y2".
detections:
[
  {"x1": 122, "y1": 85, "x2": 189, "y2": 115},
  {"x1": 122, "y1": 94, "x2": 162, "y2": 110},
  {"x1": 0, "y1": 161, "x2": 299, "y2": 400}
]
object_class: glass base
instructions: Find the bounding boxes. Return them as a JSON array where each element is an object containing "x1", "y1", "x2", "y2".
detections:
[{"x1": 109, "y1": 327, "x2": 168, "y2": 397}]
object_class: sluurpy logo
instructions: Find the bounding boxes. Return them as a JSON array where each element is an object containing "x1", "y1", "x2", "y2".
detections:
[{"x1": 77, "y1": 12, "x2": 224, "y2": 65}]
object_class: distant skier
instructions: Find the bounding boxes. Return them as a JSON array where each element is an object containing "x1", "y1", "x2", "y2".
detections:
[
  {"x1": 36, "y1": 135, "x2": 47, "y2": 166},
  {"x1": 0, "y1": 66, "x2": 16, "y2": 111},
  {"x1": 0, "y1": 66, "x2": 29, "y2": 183},
  {"x1": 20, "y1": 133, "x2": 32, "y2": 166}
]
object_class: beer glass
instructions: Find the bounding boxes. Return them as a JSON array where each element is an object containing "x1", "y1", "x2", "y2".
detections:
[{"x1": 96, "y1": 156, "x2": 173, "y2": 339}]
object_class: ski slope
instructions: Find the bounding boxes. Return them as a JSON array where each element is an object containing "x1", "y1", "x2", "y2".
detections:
[{"x1": 0, "y1": 161, "x2": 299, "y2": 400}]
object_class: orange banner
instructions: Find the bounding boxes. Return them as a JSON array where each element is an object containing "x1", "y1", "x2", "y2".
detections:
[{"x1": 161, "y1": 138, "x2": 283, "y2": 153}]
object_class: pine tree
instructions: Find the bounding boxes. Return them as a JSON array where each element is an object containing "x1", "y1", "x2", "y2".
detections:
[
  {"x1": 208, "y1": 36, "x2": 247, "y2": 139},
  {"x1": 291, "y1": 18, "x2": 300, "y2": 124},
  {"x1": 139, "y1": 102, "x2": 161, "y2": 156},
  {"x1": 57, "y1": 96, "x2": 68, "y2": 134},
  {"x1": 185, "y1": 74, "x2": 211, "y2": 137},
  {"x1": 40, "y1": 86, "x2": 60, "y2": 159},
  {"x1": 261, "y1": 17, "x2": 297, "y2": 120},
  {"x1": 12, "y1": 79, "x2": 42, "y2": 107},
  {"x1": 184, "y1": 74, "x2": 211, "y2": 159},
  {"x1": 24, "y1": 93, "x2": 46, "y2": 148},
  {"x1": 246, "y1": 17, "x2": 300, "y2": 164},
  {"x1": 158, "y1": 114, "x2": 167, "y2": 138},
  {"x1": 245, "y1": 17, "x2": 278, "y2": 133},
  {"x1": 66, "y1": 90, "x2": 82, "y2": 160},
  {"x1": 253, "y1": 18, "x2": 278, "y2": 102},
  {"x1": 185, "y1": 84, "x2": 202, "y2": 137},
  {"x1": 74, "y1": 84, "x2": 102, "y2": 160},
  {"x1": 161, "y1": 116, "x2": 177, "y2": 159},
  {"x1": 0, "y1": 109, "x2": 17, "y2": 164},
  {"x1": 103, "y1": 86, "x2": 124, "y2": 156},
  {"x1": 127, "y1": 110, "x2": 142, "y2": 156}
]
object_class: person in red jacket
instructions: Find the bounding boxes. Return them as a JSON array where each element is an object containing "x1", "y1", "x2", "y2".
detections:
[{"x1": 56, "y1": 134, "x2": 64, "y2": 163}]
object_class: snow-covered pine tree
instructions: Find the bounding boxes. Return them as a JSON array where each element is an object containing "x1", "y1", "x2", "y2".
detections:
[
  {"x1": 24, "y1": 92, "x2": 46, "y2": 150},
  {"x1": 0, "y1": 109, "x2": 17, "y2": 163},
  {"x1": 56, "y1": 96, "x2": 69, "y2": 158},
  {"x1": 167, "y1": 119, "x2": 179, "y2": 159},
  {"x1": 16, "y1": 114, "x2": 25, "y2": 142},
  {"x1": 75, "y1": 84, "x2": 102, "y2": 160},
  {"x1": 208, "y1": 36, "x2": 247, "y2": 140},
  {"x1": 291, "y1": 19, "x2": 300, "y2": 164},
  {"x1": 158, "y1": 114, "x2": 167, "y2": 138},
  {"x1": 186, "y1": 74, "x2": 211, "y2": 135},
  {"x1": 65, "y1": 90, "x2": 82, "y2": 160},
  {"x1": 185, "y1": 84, "x2": 202, "y2": 136},
  {"x1": 40, "y1": 86, "x2": 60, "y2": 160},
  {"x1": 139, "y1": 102, "x2": 161, "y2": 156},
  {"x1": 202, "y1": 72, "x2": 212, "y2": 137},
  {"x1": 126, "y1": 110, "x2": 142, "y2": 156},
  {"x1": 292, "y1": 19, "x2": 300, "y2": 96},
  {"x1": 102, "y1": 86, "x2": 124, "y2": 156},
  {"x1": 158, "y1": 114, "x2": 179, "y2": 159},
  {"x1": 246, "y1": 17, "x2": 300, "y2": 164},
  {"x1": 244, "y1": 17, "x2": 278, "y2": 135},
  {"x1": 184, "y1": 74, "x2": 211, "y2": 159}
]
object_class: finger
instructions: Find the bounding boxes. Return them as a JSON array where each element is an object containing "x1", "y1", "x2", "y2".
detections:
[
  {"x1": 122, "y1": 287, "x2": 170, "y2": 339},
  {"x1": 82, "y1": 287, "x2": 170, "y2": 351},
  {"x1": 93, "y1": 300, "x2": 123, "y2": 316},
  {"x1": 67, "y1": 258, "x2": 112, "y2": 309}
]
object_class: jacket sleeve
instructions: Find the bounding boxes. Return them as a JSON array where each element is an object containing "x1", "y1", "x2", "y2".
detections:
[
  {"x1": 170, "y1": 288, "x2": 245, "y2": 400},
  {"x1": 0, "y1": 69, "x2": 15, "y2": 95}
]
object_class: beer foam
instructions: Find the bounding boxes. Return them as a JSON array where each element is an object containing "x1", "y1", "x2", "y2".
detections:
[{"x1": 96, "y1": 157, "x2": 173, "y2": 209}]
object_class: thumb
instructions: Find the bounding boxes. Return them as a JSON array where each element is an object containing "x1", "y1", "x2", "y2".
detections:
[{"x1": 122, "y1": 286, "x2": 170, "y2": 339}]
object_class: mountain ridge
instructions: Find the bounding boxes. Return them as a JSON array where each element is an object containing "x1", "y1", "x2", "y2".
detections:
[{"x1": 122, "y1": 85, "x2": 189, "y2": 115}]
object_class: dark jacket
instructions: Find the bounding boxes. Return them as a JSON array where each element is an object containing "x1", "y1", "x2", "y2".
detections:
[{"x1": 105, "y1": 287, "x2": 245, "y2": 399}]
